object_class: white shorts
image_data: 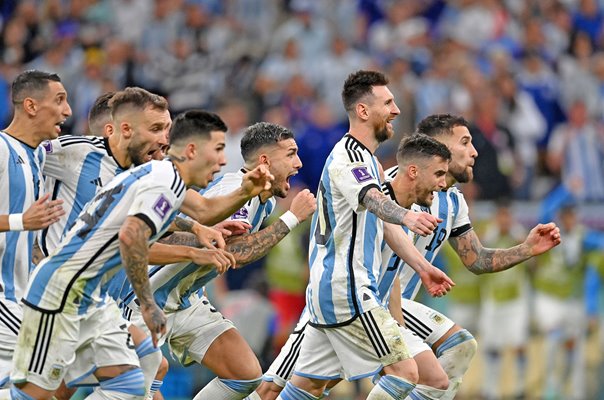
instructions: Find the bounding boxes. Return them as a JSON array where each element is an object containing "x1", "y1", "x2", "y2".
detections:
[
  {"x1": 11, "y1": 302, "x2": 140, "y2": 391},
  {"x1": 126, "y1": 295, "x2": 234, "y2": 366},
  {"x1": 534, "y1": 292, "x2": 586, "y2": 339},
  {"x1": 294, "y1": 307, "x2": 411, "y2": 381},
  {"x1": 401, "y1": 299, "x2": 456, "y2": 346},
  {"x1": 0, "y1": 300, "x2": 22, "y2": 387},
  {"x1": 266, "y1": 308, "x2": 429, "y2": 387},
  {"x1": 479, "y1": 297, "x2": 529, "y2": 349}
]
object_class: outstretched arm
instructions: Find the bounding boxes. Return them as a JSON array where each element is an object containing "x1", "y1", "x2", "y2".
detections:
[
  {"x1": 449, "y1": 223, "x2": 561, "y2": 275},
  {"x1": 362, "y1": 188, "x2": 439, "y2": 236},
  {"x1": 179, "y1": 165, "x2": 273, "y2": 226}
]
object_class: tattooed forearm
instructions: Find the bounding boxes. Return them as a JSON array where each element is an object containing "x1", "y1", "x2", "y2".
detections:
[
  {"x1": 362, "y1": 188, "x2": 408, "y2": 225},
  {"x1": 158, "y1": 232, "x2": 201, "y2": 247},
  {"x1": 225, "y1": 219, "x2": 291, "y2": 266},
  {"x1": 171, "y1": 216, "x2": 195, "y2": 232},
  {"x1": 449, "y1": 230, "x2": 532, "y2": 274},
  {"x1": 120, "y1": 218, "x2": 155, "y2": 309}
]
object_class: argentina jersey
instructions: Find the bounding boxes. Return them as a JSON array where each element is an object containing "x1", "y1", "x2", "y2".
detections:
[
  {"x1": 23, "y1": 160, "x2": 186, "y2": 315},
  {"x1": 0, "y1": 131, "x2": 45, "y2": 302},
  {"x1": 307, "y1": 134, "x2": 383, "y2": 327},
  {"x1": 40, "y1": 135, "x2": 126, "y2": 256},
  {"x1": 382, "y1": 166, "x2": 472, "y2": 301},
  {"x1": 116, "y1": 169, "x2": 276, "y2": 313}
]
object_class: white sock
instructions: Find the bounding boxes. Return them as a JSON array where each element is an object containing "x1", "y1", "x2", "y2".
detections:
[
  {"x1": 194, "y1": 377, "x2": 243, "y2": 400},
  {"x1": 367, "y1": 375, "x2": 415, "y2": 400},
  {"x1": 136, "y1": 338, "x2": 162, "y2": 397},
  {"x1": 404, "y1": 383, "x2": 448, "y2": 399},
  {"x1": 436, "y1": 330, "x2": 477, "y2": 400}
]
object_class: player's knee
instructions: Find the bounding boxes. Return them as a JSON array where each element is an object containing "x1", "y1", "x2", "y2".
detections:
[
  {"x1": 10, "y1": 386, "x2": 38, "y2": 400},
  {"x1": 385, "y1": 358, "x2": 419, "y2": 384},
  {"x1": 256, "y1": 380, "x2": 284, "y2": 396},
  {"x1": 99, "y1": 367, "x2": 145, "y2": 399},
  {"x1": 156, "y1": 356, "x2": 169, "y2": 380},
  {"x1": 423, "y1": 371, "x2": 449, "y2": 391},
  {"x1": 234, "y1": 357, "x2": 262, "y2": 381},
  {"x1": 220, "y1": 377, "x2": 262, "y2": 396},
  {"x1": 435, "y1": 329, "x2": 477, "y2": 380}
]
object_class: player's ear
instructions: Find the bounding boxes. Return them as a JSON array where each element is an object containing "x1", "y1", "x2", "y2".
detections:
[
  {"x1": 355, "y1": 102, "x2": 369, "y2": 121},
  {"x1": 259, "y1": 153, "x2": 270, "y2": 168},
  {"x1": 408, "y1": 164, "x2": 417, "y2": 179},
  {"x1": 23, "y1": 97, "x2": 37, "y2": 116},
  {"x1": 120, "y1": 122, "x2": 132, "y2": 139}
]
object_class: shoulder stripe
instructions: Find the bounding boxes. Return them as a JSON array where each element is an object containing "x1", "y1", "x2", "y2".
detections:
[
  {"x1": 387, "y1": 167, "x2": 398, "y2": 179},
  {"x1": 344, "y1": 137, "x2": 362, "y2": 163},
  {"x1": 174, "y1": 178, "x2": 186, "y2": 198},
  {"x1": 57, "y1": 138, "x2": 106, "y2": 150}
]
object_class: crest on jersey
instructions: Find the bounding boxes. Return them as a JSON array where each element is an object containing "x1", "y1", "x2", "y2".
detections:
[
  {"x1": 153, "y1": 194, "x2": 172, "y2": 218},
  {"x1": 232, "y1": 207, "x2": 249, "y2": 220},
  {"x1": 351, "y1": 166, "x2": 372, "y2": 183},
  {"x1": 42, "y1": 141, "x2": 53, "y2": 153},
  {"x1": 429, "y1": 313, "x2": 444, "y2": 324},
  {"x1": 49, "y1": 364, "x2": 64, "y2": 381}
]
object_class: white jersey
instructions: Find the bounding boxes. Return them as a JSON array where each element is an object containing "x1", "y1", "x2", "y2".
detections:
[
  {"x1": 381, "y1": 166, "x2": 472, "y2": 301},
  {"x1": 113, "y1": 169, "x2": 276, "y2": 313},
  {"x1": 307, "y1": 134, "x2": 383, "y2": 327},
  {"x1": 23, "y1": 160, "x2": 186, "y2": 314},
  {"x1": 40, "y1": 135, "x2": 126, "y2": 255},
  {"x1": 0, "y1": 131, "x2": 45, "y2": 302}
]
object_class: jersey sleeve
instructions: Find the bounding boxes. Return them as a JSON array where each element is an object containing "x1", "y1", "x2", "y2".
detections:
[
  {"x1": 128, "y1": 168, "x2": 184, "y2": 236},
  {"x1": 41, "y1": 138, "x2": 65, "y2": 179},
  {"x1": 450, "y1": 189, "x2": 472, "y2": 237},
  {"x1": 328, "y1": 152, "x2": 380, "y2": 213},
  {"x1": 0, "y1": 140, "x2": 7, "y2": 176}
]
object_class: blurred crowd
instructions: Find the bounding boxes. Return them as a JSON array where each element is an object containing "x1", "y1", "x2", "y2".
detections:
[{"x1": 1, "y1": 0, "x2": 604, "y2": 203}]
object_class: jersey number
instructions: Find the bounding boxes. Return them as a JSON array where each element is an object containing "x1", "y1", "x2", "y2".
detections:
[
  {"x1": 425, "y1": 227, "x2": 447, "y2": 252},
  {"x1": 77, "y1": 184, "x2": 124, "y2": 239}
]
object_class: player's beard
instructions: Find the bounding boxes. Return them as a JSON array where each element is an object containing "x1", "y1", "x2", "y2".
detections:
[
  {"x1": 450, "y1": 164, "x2": 472, "y2": 183},
  {"x1": 375, "y1": 125, "x2": 390, "y2": 143}
]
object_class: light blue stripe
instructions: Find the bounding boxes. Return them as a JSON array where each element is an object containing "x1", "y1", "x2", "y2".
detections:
[
  {"x1": 435, "y1": 329, "x2": 474, "y2": 358},
  {"x1": 198, "y1": 175, "x2": 224, "y2": 195},
  {"x1": 379, "y1": 375, "x2": 415, "y2": 399},
  {"x1": 136, "y1": 337, "x2": 159, "y2": 359},
  {"x1": 360, "y1": 212, "x2": 379, "y2": 311},
  {"x1": 220, "y1": 378, "x2": 261, "y2": 394},
  {"x1": 154, "y1": 264, "x2": 217, "y2": 309},
  {"x1": 62, "y1": 152, "x2": 104, "y2": 238},
  {"x1": 65, "y1": 365, "x2": 97, "y2": 388},
  {"x1": 317, "y1": 168, "x2": 336, "y2": 324},
  {"x1": 99, "y1": 368, "x2": 145, "y2": 396},
  {"x1": 177, "y1": 270, "x2": 219, "y2": 310}
]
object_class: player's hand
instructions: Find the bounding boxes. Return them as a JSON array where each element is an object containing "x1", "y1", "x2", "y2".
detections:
[
  {"x1": 241, "y1": 165, "x2": 274, "y2": 198},
  {"x1": 525, "y1": 222, "x2": 562, "y2": 256},
  {"x1": 22, "y1": 194, "x2": 65, "y2": 230},
  {"x1": 419, "y1": 265, "x2": 455, "y2": 297},
  {"x1": 191, "y1": 222, "x2": 225, "y2": 249},
  {"x1": 402, "y1": 210, "x2": 440, "y2": 237},
  {"x1": 289, "y1": 189, "x2": 317, "y2": 222},
  {"x1": 190, "y1": 248, "x2": 236, "y2": 274},
  {"x1": 213, "y1": 220, "x2": 251, "y2": 238},
  {"x1": 140, "y1": 304, "x2": 167, "y2": 348}
]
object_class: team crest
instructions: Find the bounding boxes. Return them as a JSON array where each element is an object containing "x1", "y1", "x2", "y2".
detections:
[
  {"x1": 153, "y1": 195, "x2": 172, "y2": 218},
  {"x1": 430, "y1": 313, "x2": 444, "y2": 324},
  {"x1": 49, "y1": 364, "x2": 64, "y2": 381},
  {"x1": 351, "y1": 166, "x2": 372, "y2": 183}
]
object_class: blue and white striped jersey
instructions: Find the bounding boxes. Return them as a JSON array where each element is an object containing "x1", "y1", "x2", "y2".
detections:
[
  {"x1": 114, "y1": 169, "x2": 276, "y2": 313},
  {"x1": 306, "y1": 134, "x2": 383, "y2": 327},
  {"x1": 0, "y1": 131, "x2": 45, "y2": 303},
  {"x1": 40, "y1": 135, "x2": 126, "y2": 255},
  {"x1": 380, "y1": 166, "x2": 472, "y2": 302},
  {"x1": 23, "y1": 160, "x2": 186, "y2": 314}
]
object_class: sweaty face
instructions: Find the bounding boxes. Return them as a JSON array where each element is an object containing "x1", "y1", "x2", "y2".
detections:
[
  {"x1": 441, "y1": 126, "x2": 477, "y2": 184},
  {"x1": 265, "y1": 138, "x2": 302, "y2": 198},
  {"x1": 192, "y1": 130, "x2": 227, "y2": 188},
  {"x1": 126, "y1": 107, "x2": 171, "y2": 166},
  {"x1": 415, "y1": 156, "x2": 449, "y2": 207},
  {"x1": 367, "y1": 86, "x2": 400, "y2": 143},
  {"x1": 35, "y1": 81, "x2": 72, "y2": 140}
]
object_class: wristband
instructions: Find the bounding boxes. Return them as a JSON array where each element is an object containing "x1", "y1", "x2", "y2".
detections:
[
  {"x1": 8, "y1": 213, "x2": 24, "y2": 231},
  {"x1": 279, "y1": 211, "x2": 299, "y2": 231}
]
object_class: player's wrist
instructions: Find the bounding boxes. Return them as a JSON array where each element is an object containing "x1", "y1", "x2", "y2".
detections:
[
  {"x1": 280, "y1": 211, "x2": 299, "y2": 231},
  {"x1": 8, "y1": 213, "x2": 24, "y2": 231}
]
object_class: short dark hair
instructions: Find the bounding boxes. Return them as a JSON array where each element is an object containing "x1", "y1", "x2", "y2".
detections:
[
  {"x1": 240, "y1": 122, "x2": 295, "y2": 162},
  {"x1": 88, "y1": 92, "x2": 114, "y2": 130},
  {"x1": 169, "y1": 109, "x2": 227, "y2": 146},
  {"x1": 341, "y1": 70, "x2": 389, "y2": 113},
  {"x1": 396, "y1": 134, "x2": 451, "y2": 165},
  {"x1": 11, "y1": 70, "x2": 61, "y2": 104},
  {"x1": 109, "y1": 87, "x2": 168, "y2": 118},
  {"x1": 416, "y1": 114, "x2": 469, "y2": 137}
]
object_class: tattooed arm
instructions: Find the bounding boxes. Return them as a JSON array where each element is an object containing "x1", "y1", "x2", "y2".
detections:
[
  {"x1": 448, "y1": 222, "x2": 561, "y2": 274},
  {"x1": 119, "y1": 216, "x2": 166, "y2": 345},
  {"x1": 225, "y1": 219, "x2": 291, "y2": 266},
  {"x1": 168, "y1": 216, "x2": 225, "y2": 249},
  {"x1": 361, "y1": 188, "x2": 438, "y2": 236}
]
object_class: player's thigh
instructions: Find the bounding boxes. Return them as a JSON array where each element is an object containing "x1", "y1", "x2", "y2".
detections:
[
  {"x1": 401, "y1": 299, "x2": 455, "y2": 347},
  {"x1": 202, "y1": 327, "x2": 261, "y2": 379},
  {"x1": 0, "y1": 300, "x2": 21, "y2": 387},
  {"x1": 400, "y1": 326, "x2": 448, "y2": 388}
]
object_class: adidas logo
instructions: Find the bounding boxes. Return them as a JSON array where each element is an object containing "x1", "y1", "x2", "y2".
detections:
[
  {"x1": 16, "y1": 156, "x2": 25, "y2": 165},
  {"x1": 90, "y1": 177, "x2": 102, "y2": 187}
]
